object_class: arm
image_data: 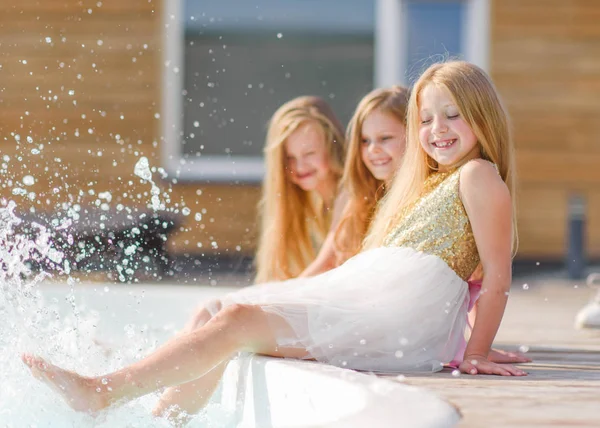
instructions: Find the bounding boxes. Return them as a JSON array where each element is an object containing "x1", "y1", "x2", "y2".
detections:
[
  {"x1": 299, "y1": 191, "x2": 349, "y2": 278},
  {"x1": 468, "y1": 299, "x2": 531, "y2": 364},
  {"x1": 458, "y1": 160, "x2": 526, "y2": 376}
]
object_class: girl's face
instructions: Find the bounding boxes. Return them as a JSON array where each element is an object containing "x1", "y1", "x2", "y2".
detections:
[
  {"x1": 418, "y1": 84, "x2": 480, "y2": 170},
  {"x1": 360, "y1": 109, "x2": 406, "y2": 183},
  {"x1": 285, "y1": 121, "x2": 332, "y2": 191}
]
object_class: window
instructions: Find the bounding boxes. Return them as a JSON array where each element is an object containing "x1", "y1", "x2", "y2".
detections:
[
  {"x1": 375, "y1": 0, "x2": 490, "y2": 87},
  {"x1": 163, "y1": 0, "x2": 375, "y2": 183},
  {"x1": 405, "y1": 1, "x2": 465, "y2": 82}
]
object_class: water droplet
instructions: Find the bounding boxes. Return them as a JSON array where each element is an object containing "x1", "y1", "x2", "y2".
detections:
[
  {"x1": 522, "y1": 283, "x2": 529, "y2": 290},
  {"x1": 12, "y1": 187, "x2": 26, "y2": 196},
  {"x1": 452, "y1": 369, "x2": 461, "y2": 377},
  {"x1": 518, "y1": 345, "x2": 529, "y2": 353},
  {"x1": 394, "y1": 350, "x2": 404, "y2": 358},
  {"x1": 124, "y1": 245, "x2": 137, "y2": 256},
  {"x1": 276, "y1": 33, "x2": 283, "y2": 39}
]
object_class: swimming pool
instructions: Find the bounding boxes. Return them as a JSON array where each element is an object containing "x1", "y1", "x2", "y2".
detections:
[{"x1": 1, "y1": 282, "x2": 460, "y2": 427}]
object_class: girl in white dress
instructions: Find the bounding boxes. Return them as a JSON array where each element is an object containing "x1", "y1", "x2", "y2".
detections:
[{"x1": 23, "y1": 61, "x2": 527, "y2": 415}]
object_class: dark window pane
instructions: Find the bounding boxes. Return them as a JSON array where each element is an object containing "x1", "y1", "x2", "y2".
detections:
[
  {"x1": 182, "y1": 1, "x2": 374, "y2": 159},
  {"x1": 406, "y1": 1, "x2": 464, "y2": 83}
]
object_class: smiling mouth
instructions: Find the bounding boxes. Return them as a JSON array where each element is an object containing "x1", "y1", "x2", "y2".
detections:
[
  {"x1": 432, "y1": 139, "x2": 456, "y2": 149},
  {"x1": 369, "y1": 158, "x2": 392, "y2": 166},
  {"x1": 296, "y1": 172, "x2": 316, "y2": 180}
]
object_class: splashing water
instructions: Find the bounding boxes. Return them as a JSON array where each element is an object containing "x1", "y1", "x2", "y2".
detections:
[
  {"x1": 0, "y1": 202, "x2": 236, "y2": 426},
  {"x1": 134, "y1": 157, "x2": 164, "y2": 211}
]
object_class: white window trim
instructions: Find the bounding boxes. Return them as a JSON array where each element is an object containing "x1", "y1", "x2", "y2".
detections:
[
  {"x1": 163, "y1": 0, "x2": 489, "y2": 182},
  {"x1": 375, "y1": 0, "x2": 490, "y2": 87},
  {"x1": 161, "y1": 0, "x2": 265, "y2": 183}
]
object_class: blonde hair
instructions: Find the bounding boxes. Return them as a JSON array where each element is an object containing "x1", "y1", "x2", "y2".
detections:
[
  {"x1": 363, "y1": 61, "x2": 517, "y2": 254},
  {"x1": 333, "y1": 86, "x2": 409, "y2": 263},
  {"x1": 255, "y1": 96, "x2": 346, "y2": 283}
]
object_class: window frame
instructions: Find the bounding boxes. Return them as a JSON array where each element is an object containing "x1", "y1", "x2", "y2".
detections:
[
  {"x1": 162, "y1": 0, "x2": 490, "y2": 183},
  {"x1": 374, "y1": 0, "x2": 490, "y2": 87}
]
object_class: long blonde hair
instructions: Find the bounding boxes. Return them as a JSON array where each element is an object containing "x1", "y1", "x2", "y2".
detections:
[
  {"x1": 255, "y1": 96, "x2": 346, "y2": 283},
  {"x1": 333, "y1": 86, "x2": 409, "y2": 263},
  {"x1": 363, "y1": 61, "x2": 517, "y2": 253}
]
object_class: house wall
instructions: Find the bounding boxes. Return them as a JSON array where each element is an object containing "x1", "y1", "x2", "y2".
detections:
[
  {"x1": 492, "y1": 0, "x2": 600, "y2": 259},
  {"x1": 1, "y1": 0, "x2": 597, "y2": 264}
]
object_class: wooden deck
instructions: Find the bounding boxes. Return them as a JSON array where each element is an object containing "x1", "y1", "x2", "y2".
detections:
[{"x1": 389, "y1": 277, "x2": 600, "y2": 427}]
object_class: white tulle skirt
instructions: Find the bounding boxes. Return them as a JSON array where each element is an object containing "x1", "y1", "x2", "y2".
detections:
[{"x1": 210, "y1": 247, "x2": 470, "y2": 373}]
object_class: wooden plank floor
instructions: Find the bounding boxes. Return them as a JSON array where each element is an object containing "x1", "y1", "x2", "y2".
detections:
[{"x1": 388, "y1": 277, "x2": 600, "y2": 427}]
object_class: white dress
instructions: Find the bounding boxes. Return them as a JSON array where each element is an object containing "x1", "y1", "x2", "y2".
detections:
[{"x1": 210, "y1": 166, "x2": 480, "y2": 373}]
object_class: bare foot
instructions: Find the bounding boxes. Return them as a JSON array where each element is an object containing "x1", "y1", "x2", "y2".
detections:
[
  {"x1": 488, "y1": 348, "x2": 532, "y2": 364},
  {"x1": 21, "y1": 354, "x2": 108, "y2": 412}
]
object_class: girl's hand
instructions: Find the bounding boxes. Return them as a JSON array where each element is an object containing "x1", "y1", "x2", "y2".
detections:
[{"x1": 459, "y1": 354, "x2": 527, "y2": 376}]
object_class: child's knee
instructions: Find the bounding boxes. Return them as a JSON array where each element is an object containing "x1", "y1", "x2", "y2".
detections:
[
  {"x1": 185, "y1": 299, "x2": 222, "y2": 332},
  {"x1": 215, "y1": 303, "x2": 263, "y2": 330}
]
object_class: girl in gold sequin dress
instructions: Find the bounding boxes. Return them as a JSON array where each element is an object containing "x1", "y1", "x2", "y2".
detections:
[{"x1": 22, "y1": 61, "x2": 526, "y2": 415}]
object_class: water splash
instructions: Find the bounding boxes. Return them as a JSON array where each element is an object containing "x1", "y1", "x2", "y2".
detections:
[
  {"x1": 134, "y1": 157, "x2": 163, "y2": 211},
  {"x1": 0, "y1": 202, "x2": 166, "y2": 425},
  {"x1": 0, "y1": 200, "x2": 235, "y2": 426}
]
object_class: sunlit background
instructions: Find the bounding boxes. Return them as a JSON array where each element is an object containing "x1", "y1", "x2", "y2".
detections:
[
  {"x1": 0, "y1": 0, "x2": 598, "y2": 280},
  {"x1": 1, "y1": 1, "x2": 599, "y2": 427}
]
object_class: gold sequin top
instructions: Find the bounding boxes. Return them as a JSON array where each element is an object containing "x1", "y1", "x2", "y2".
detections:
[{"x1": 383, "y1": 165, "x2": 479, "y2": 280}]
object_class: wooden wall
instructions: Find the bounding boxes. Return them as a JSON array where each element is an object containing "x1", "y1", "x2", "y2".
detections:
[
  {"x1": 0, "y1": 0, "x2": 260, "y2": 259},
  {"x1": 492, "y1": 0, "x2": 600, "y2": 259},
  {"x1": 0, "y1": 0, "x2": 597, "y2": 263}
]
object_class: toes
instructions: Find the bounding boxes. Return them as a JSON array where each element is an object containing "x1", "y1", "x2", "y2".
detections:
[{"x1": 21, "y1": 354, "x2": 33, "y2": 368}]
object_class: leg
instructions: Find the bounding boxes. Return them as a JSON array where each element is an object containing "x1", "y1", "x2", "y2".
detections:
[
  {"x1": 152, "y1": 300, "x2": 225, "y2": 424},
  {"x1": 152, "y1": 361, "x2": 228, "y2": 426},
  {"x1": 23, "y1": 303, "x2": 309, "y2": 413}
]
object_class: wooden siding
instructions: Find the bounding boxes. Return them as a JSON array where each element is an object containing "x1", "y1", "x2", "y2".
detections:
[
  {"x1": 0, "y1": 0, "x2": 261, "y2": 258},
  {"x1": 492, "y1": 0, "x2": 600, "y2": 259},
  {"x1": 0, "y1": 0, "x2": 598, "y2": 262}
]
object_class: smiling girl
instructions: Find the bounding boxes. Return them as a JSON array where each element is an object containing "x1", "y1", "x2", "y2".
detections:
[
  {"x1": 301, "y1": 86, "x2": 409, "y2": 276},
  {"x1": 23, "y1": 61, "x2": 527, "y2": 421},
  {"x1": 254, "y1": 96, "x2": 346, "y2": 283}
]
